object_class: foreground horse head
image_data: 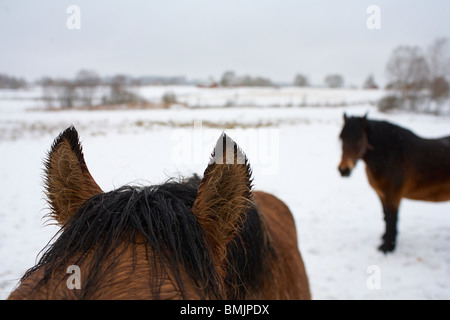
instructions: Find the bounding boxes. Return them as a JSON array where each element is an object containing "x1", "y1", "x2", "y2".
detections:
[
  {"x1": 9, "y1": 126, "x2": 310, "y2": 300},
  {"x1": 338, "y1": 113, "x2": 371, "y2": 177}
]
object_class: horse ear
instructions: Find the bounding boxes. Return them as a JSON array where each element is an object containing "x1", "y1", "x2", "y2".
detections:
[
  {"x1": 360, "y1": 112, "x2": 369, "y2": 128},
  {"x1": 192, "y1": 133, "x2": 253, "y2": 264},
  {"x1": 343, "y1": 112, "x2": 348, "y2": 122},
  {"x1": 44, "y1": 126, "x2": 102, "y2": 226}
]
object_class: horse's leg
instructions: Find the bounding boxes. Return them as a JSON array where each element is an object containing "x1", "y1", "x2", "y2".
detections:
[{"x1": 378, "y1": 198, "x2": 401, "y2": 253}]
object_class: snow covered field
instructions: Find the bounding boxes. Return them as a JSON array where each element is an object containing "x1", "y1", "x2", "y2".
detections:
[{"x1": 1, "y1": 86, "x2": 449, "y2": 299}]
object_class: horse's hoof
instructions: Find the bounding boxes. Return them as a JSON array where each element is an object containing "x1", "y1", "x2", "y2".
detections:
[{"x1": 378, "y1": 241, "x2": 395, "y2": 254}]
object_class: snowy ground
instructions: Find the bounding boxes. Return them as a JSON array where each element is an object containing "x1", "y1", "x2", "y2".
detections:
[{"x1": 1, "y1": 86, "x2": 449, "y2": 299}]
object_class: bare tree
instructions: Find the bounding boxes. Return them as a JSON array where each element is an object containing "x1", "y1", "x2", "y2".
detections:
[
  {"x1": 107, "y1": 74, "x2": 143, "y2": 105},
  {"x1": 293, "y1": 74, "x2": 309, "y2": 87},
  {"x1": 39, "y1": 77, "x2": 56, "y2": 108},
  {"x1": 429, "y1": 77, "x2": 449, "y2": 101},
  {"x1": 161, "y1": 91, "x2": 177, "y2": 107},
  {"x1": 324, "y1": 74, "x2": 344, "y2": 88},
  {"x1": 220, "y1": 71, "x2": 237, "y2": 87},
  {"x1": 428, "y1": 38, "x2": 450, "y2": 80},
  {"x1": 0, "y1": 74, "x2": 27, "y2": 89},
  {"x1": 219, "y1": 71, "x2": 273, "y2": 87},
  {"x1": 427, "y1": 38, "x2": 450, "y2": 100},
  {"x1": 380, "y1": 39, "x2": 450, "y2": 114},
  {"x1": 248, "y1": 76, "x2": 273, "y2": 87},
  {"x1": 386, "y1": 46, "x2": 429, "y2": 97},
  {"x1": 109, "y1": 75, "x2": 128, "y2": 104},
  {"x1": 363, "y1": 74, "x2": 378, "y2": 89},
  {"x1": 76, "y1": 69, "x2": 100, "y2": 107},
  {"x1": 55, "y1": 79, "x2": 78, "y2": 108}
]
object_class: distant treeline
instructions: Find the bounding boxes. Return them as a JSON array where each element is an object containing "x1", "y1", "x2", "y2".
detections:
[
  {"x1": 0, "y1": 74, "x2": 27, "y2": 89},
  {"x1": 2, "y1": 36, "x2": 449, "y2": 113},
  {"x1": 39, "y1": 71, "x2": 148, "y2": 108}
]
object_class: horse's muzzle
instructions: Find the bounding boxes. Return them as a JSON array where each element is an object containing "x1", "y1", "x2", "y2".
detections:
[
  {"x1": 339, "y1": 167, "x2": 352, "y2": 177},
  {"x1": 338, "y1": 158, "x2": 355, "y2": 177}
]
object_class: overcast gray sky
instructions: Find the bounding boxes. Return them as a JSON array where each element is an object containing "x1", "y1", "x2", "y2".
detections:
[{"x1": 1, "y1": 0, "x2": 449, "y2": 86}]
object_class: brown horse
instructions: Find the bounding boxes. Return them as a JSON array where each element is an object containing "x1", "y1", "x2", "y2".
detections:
[
  {"x1": 8, "y1": 126, "x2": 310, "y2": 300},
  {"x1": 338, "y1": 113, "x2": 450, "y2": 253}
]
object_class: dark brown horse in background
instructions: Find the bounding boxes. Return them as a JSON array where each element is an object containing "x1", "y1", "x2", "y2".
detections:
[
  {"x1": 338, "y1": 113, "x2": 450, "y2": 253},
  {"x1": 8, "y1": 126, "x2": 310, "y2": 299}
]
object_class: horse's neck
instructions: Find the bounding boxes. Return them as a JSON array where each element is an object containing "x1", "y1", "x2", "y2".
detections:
[
  {"x1": 363, "y1": 121, "x2": 395, "y2": 165},
  {"x1": 363, "y1": 121, "x2": 420, "y2": 168}
]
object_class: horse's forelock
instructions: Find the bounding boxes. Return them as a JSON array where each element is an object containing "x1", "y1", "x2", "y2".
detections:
[{"x1": 24, "y1": 180, "x2": 227, "y2": 299}]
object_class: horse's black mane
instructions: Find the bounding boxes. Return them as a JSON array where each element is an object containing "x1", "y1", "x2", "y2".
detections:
[
  {"x1": 342, "y1": 116, "x2": 418, "y2": 155},
  {"x1": 366, "y1": 119, "x2": 417, "y2": 144},
  {"x1": 22, "y1": 175, "x2": 270, "y2": 299}
]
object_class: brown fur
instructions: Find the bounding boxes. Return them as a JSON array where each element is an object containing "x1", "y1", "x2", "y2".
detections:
[
  {"x1": 9, "y1": 191, "x2": 311, "y2": 300},
  {"x1": 250, "y1": 191, "x2": 311, "y2": 299},
  {"x1": 8, "y1": 128, "x2": 310, "y2": 299},
  {"x1": 8, "y1": 238, "x2": 199, "y2": 300}
]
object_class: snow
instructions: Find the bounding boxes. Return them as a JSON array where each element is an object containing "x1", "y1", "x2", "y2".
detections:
[{"x1": 1, "y1": 86, "x2": 449, "y2": 299}]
